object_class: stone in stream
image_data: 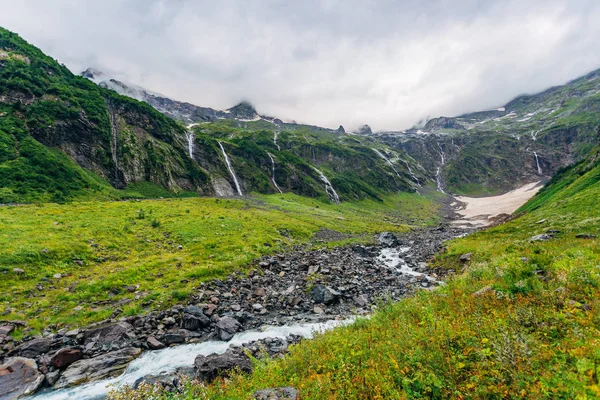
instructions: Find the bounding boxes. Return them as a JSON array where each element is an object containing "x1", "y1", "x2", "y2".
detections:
[
  {"x1": 310, "y1": 285, "x2": 340, "y2": 305},
  {"x1": 53, "y1": 347, "x2": 142, "y2": 389},
  {"x1": 194, "y1": 351, "x2": 252, "y2": 382},
  {"x1": 377, "y1": 232, "x2": 399, "y2": 247},
  {"x1": 0, "y1": 357, "x2": 44, "y2": 400},
  {"x1": 51, "y1": 348, "x2": 83, "y2": 369},
  {"x1": 254, "y1": 386, "x2": 299, "y2": 400},
  {"x1": 216, "y1": 316, "x2": 241, "y2": 341},
  {"x1": 147, "y1": 336, "x2": 165, "y2": 350}
]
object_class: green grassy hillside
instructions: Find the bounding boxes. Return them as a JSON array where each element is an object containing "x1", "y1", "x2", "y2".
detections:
[
  {"x1": 0, "y1": 192, "x2": 438, "y2": 335},
  {"x1": 118, "y1": 149, "x2": 600, "y2": 398}
]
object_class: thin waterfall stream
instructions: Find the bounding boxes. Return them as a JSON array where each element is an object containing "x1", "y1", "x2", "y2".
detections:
[{"x1": 217, "y1": 141, "x2": 243, "y2": 196}]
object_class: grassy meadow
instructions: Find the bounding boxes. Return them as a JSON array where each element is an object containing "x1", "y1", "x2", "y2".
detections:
[{"x1": 0, "y1": 192, "x2": 439, "y2": 336}]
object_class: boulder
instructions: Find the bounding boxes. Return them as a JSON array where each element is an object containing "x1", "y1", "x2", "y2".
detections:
[
  {"x1": 194, "y1": 351, "x2": 252, "y2": 382},
  {"x1": 51, "y1": 348, "x2": 83, "y2": 369},
  {"x1": 0, "y1": 325, "x2": 14, "y2": 336},
  {"x1": 0, "y1": 357, "x2": 44, "y2": 400},
  {"x1": 83, "y1": 321, "x2": 135, "y2": 347},
  {"x1": 160, "y1": 331, "x2": 187, "y2": 346},
  {"x1": 54, "y1": 347, "x2": 141, "y2": 389},
  {"x1": 530, "y1": 234, "x2": 552, "y2": 242},
  {"x1": 215, "y1": 317, "x2": 241, "y2": 341},
  {"x1": 459, "y1": 253, "x2": 472, "y2": 262},
  {"x1": 377, "y1": 232, "x2": 398, "y2": 247},
  {"x1": 254, "y1": 387, "x2": 299, "y2": 400},
  {"x1": 181, "y1": 312, "x2": 210, "y2": 331},
  {"x1": 147, "y1": 336, "x2": 165, "y2": 350},
  {"x1": 310, "y1": 285, "x2": 340, "y2": 305},
  {"x1": 15, "y1": 338, "x2": 51, "y2": 358},
  {"x1": 576, "y1": 233, "x2": 597, "y2": 239}
]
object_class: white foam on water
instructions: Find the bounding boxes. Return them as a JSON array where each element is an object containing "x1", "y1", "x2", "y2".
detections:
[{"x1": 30, "y1": 319, "x2": 353, "y2": 400}]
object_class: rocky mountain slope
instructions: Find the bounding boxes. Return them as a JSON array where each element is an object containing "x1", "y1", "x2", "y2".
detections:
[
  {"x1": 0, "y1": 27, "x2": 422, "y2": 203},
  {"x1": 370, "y1": 69, "x2": 600, "y2": 195}
]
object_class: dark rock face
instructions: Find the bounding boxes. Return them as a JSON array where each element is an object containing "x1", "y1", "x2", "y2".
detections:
[
  {"x1": 51, "y1": 348, "x2": 83, "y2": 369},
  {"x1": 423, "y1": 117, "x2": 463, "y2": 131},
  {"x1": 215, "y1": 317, "x2": 241, "y2": 341},
  {"x1": 310, "y1": 285, "x2": 340, "y2": 305},
  {"x1": 194, "y1": 351, "x2": 252, "y2": 382},
  {"x1": 336, "y1": 125, "x2": 345, "y2": 134},
  {"x1": 378, "y1": 232, "x2": 399, "y2": 247},
  {"x1": 254, "y1": 386, "x2": 299, "y2": 400},
  {"x1": 54, "y1": 347, "x2": 141, "y2": 389},
  {"x1": 15, "y1": 338, "x2": 51, "y2": 359},
  {"x1": 227, "y1": 101, "x2": 258, "y2": 119},
  {"x1": 0, "y1": 357, "x2": 44, "y2": 400}
]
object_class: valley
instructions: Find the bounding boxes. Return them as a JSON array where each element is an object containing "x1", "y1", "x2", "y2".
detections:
[{"x1": 0, "y1": 23, "x2": 600, "y2": 400}]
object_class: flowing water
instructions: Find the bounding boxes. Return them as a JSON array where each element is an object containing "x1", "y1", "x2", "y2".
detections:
[
  {"x1": 267, "y1": 152, "x2": 283, "y2": 193},
  {"x1": 372, "y1": 149, "x2": 401, "y2": 178},
  {"x1": 435, "y1": 142, "x2": 446, "y2": 194},
  {"x1": 30, "y1": 319, "x2": 353, "y2": 400},
  {"x1": 185, "y1": 131, "x2": 194, "y2": 159},
  {"x1": 312, "y1": 167, "x2": 340, "y2": 203},
  {"x1": 217, "y1": 141, "x2": 243, "y2": 196},
  {"x1": 533, "y1": 151, "x2": 543, "y2": 175},
  {"x1": 377, "y1": 247, "x2": 436, "y2": 280}
]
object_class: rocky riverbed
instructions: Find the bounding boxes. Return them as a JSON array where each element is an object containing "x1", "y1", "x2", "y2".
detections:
[{"x1": 0, "y1": 225, "x2": 467, "y2": 399}]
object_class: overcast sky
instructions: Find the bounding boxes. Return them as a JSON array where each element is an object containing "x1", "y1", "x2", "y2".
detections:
[{"x1": 1, "y1": 0, "x2": 600, "y2": 130}]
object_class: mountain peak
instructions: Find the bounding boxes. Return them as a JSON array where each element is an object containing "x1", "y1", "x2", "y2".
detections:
[
  {"x1": 227, "y1": 101, "x2": 258, "y2": 119},
  {"x1": 357, "y1": 124, "x2": 372, "y2": 135}
]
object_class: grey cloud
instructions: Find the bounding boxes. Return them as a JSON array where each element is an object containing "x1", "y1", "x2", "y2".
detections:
[{"x1": 1, "y1": 0, "x2": 599, "y2": 130}]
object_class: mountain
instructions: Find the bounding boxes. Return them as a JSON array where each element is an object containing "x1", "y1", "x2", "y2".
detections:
[
  {"x1": 0, "y1": 28, "x2": 422, "y2": 203},
  {"x1": 373, "y1": 69, "x2": 600, "y2": 196}
]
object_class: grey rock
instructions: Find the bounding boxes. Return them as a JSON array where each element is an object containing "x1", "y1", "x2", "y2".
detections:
[
  {"x1": 45, "y1": 369, "x2": 61, "y2": 386},
  {"x1": 0, "y1": 325, "x2": 14, "y2": 336},
  {"x1": 83, "y1": 321, "x2": 135, "y2": 347},
  {"x1": 215, "y1": 317, "x2": 241, "y2": 341},
  {"x1": 194, "y1": 351, "x2": 252, "y2": 382},
  {"x1": 0, "y1": 357, "x2": 44, "y2": 400},
  {"x1": 576, "y1": 233, "x2": 597, "y2": 239},
  {"x1": 310, "y1": 285, "x2": 340, "y2": 305},
  {"x1": 54, "y1": 347, "x2": 141, "y2": 389},
  {"x1": 16, "y1": 338, "x2": 51, "y2": 358},
  {"x1": 377, "y1": 232, "x2": 398, "y2": 247},
  {"x1": 459, "y1": 253, "x2": 472, "y2": 262},
  {"x1": 147, "y1": 336, "x2": 165, "y2": 350},
  {"x1": 530, "y1": 234, "x2": 552, "y2": 242},
  {"x1": 181, "y1": 312, "x2": 210, "y2": 331},
  {"x1": 160, "y1": 331, "x2": 187, "y2": 346},
  {"x1": 254, "y1": 386, "x2": 299, "y2": 400}
]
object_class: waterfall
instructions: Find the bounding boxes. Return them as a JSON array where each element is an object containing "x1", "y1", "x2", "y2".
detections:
[
  {"x1": 402, "y1": 160, "x2": 421, "y2": 185},
  {"x1": 267, "y1": 152, "x2": 283, "y2": 193},
  {"x1": 436, "y1": 167, "x2": 445, "y2": 194},
  {"x1": 313, "y1": 167, "x2": 340, "y2": 203},
  {"x1": 184, "y1": 131, "x2": 194, "y2": 159},
  {"x1": 372, "y1": 148, "x2": 401, "y2": 178},
  {"x1": 217, "y1": 141, "x2": 243, "y2": 196},
  {"x1": 435, "y1": 142, "x2": 446, "y2": 194},
  {"x1": 106, "y1": 100, "x2": 119, "y2": 174},
  {"x1": 533, "y1": 151, "x2": 543, "y2": 175}
]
